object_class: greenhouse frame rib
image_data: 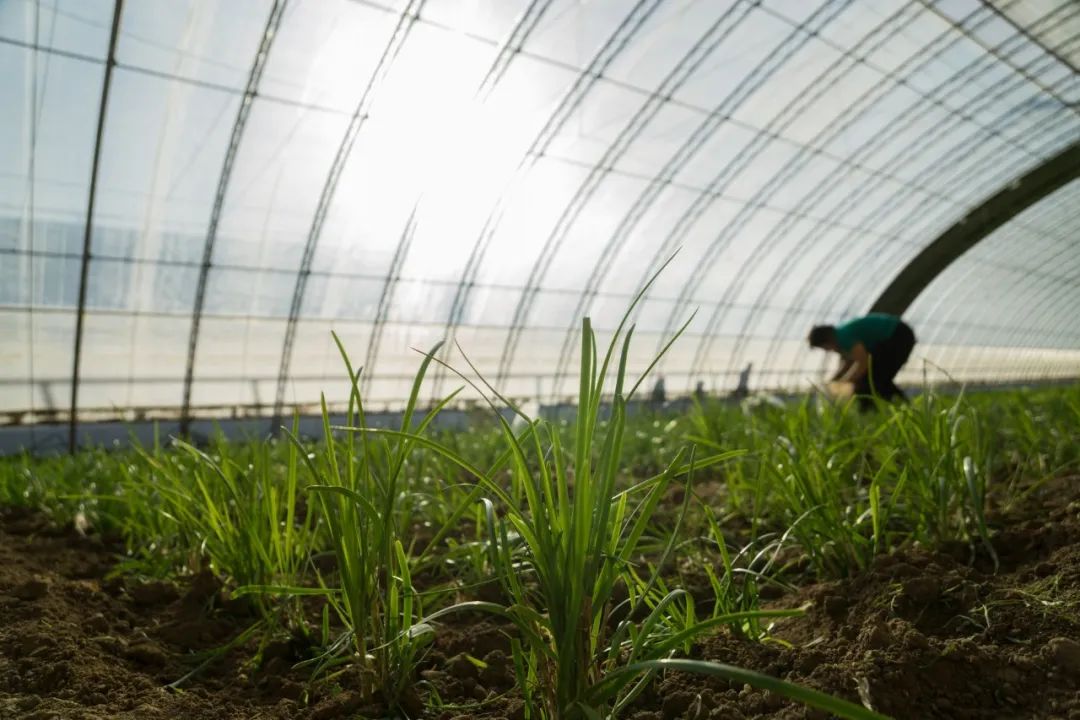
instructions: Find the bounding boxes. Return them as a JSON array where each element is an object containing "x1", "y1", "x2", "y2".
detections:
[
  {"x1": 3, "y1": 0, "x2": 1071, "y2": 447},
  {"x1": 922, "y1": 197, "x2": 1080, "y2": 379},
  {"x1": 871, "y1": 139, "x2": 1080, "y2": 317},
  {"x1": 532, "y1": 0, "x2": 1080, "y2": 398},
  {"x1": 68, "y1": 0, "x2": 124, "y2": 454},
  {"x1": 540, "y1": 0, "x2": 878, "y2": 398},
  {"x1": 359, "y1": 0, "x2": 555, "y2": 385},
  {"x1": 701, "y1": 5, "x2": 1014, "y2": 381},
  {"x1": 361, "y1": 205, "x2": 419, "y2": 379},
  {"x1": 707, "y1": 2, "x2": 1079, "y2": 383},
  {"x1": 666, "y1": 2, "x2": 1057, "y2": 386},
  {"x1": 920, "y1": 0, "x2": 1078, "y2": 111},
  {"x1": 427, "y1": 0, "x2": 665, "y2": 400},
  {"x1": 772, "y1": 119, "x2": 1079, "y2": 383},
  {"x1": 271, "y1": 0, "x2": 426, "y2": 432},
  {"x1": 179, "y1": 0, "x2": 288, "y2": 436},
  {"x1": 753, "y1": 38, "x2": 1080, "y2": 377},
  {"x1": 978, "y1": 0, "x2": 1080, "y2": 78},
  {"x1": 488, "y1": 0, "x2": 759, "y2": 384}
]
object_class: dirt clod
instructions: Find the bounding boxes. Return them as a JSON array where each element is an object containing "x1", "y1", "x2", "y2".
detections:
[
  {"x1": 310, "y1": 690, "x2": 364, "y2": 720},
  {"x1": 1048, "y1": 637, "x2": 1080, "y2": 676},
  {"x1": 22, "y1": 710, "x2": 61, "y2": 720},
  {"x1": 1034, "y1": 561, "x2": 1056, "y2": 577},
  {"x1": 446, "y1": 652, "x2": 478, "y2": 680},
  {"x1": 662, "y1": 691, "x2": 697, "y2": 720},
  {"x1": 900, "y1": 576, "x2": 940, "y2": 604},
  {"x1": 85, "y1": 612, "x2": 110, "y2": 634},
  {"x1": 180, "y1": 569, "x2": 221, "y2": 610},
  {"x1": 479, "y1": 649, "x2": 513, "y2": 688},
  {"x1": 11, "y1": 577, "x2": 50, "y2": 600},
  {"x1": 128, "y1": 579, "x2": 179, "y2": 607},
  {"x1": 125, "y1": 641, "x2": 168, "y2": 667},
  {"x1": 858, "y1": 621, "x2": 891, "y2": 650},
  {"x1": 262, "y1": 638, "x2": 297, "y2": 662},
  {"x1": 420, "y1": 668, "x2": 448, "y2": 683},
  {"x1": 822, "y1": 594, "x2": 847, "y2": 618}
]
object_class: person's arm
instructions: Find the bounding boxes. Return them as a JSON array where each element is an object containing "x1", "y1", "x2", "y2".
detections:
[
  {"x1": 831, "y1": 357, "x2": 853, "y2": 382},
  {"x1": 840, "y1": 342, "x2": 869, "y2": 382}
]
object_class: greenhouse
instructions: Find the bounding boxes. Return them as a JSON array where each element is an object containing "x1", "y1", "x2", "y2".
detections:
[{"x1": 1, "y1": 0, "x2": 1079, "y2": 718}]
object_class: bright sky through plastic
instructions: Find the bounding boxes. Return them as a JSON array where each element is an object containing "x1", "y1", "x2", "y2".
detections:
[{"x1": 1, "y1": 0, "x2": 1079, "y2": 423}]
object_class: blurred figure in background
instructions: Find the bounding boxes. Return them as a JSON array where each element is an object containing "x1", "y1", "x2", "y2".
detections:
[
  {"x1": 694, "y1": 381, "x2": 707, "y2": 403},
  {"x1": 650, "y1": 375, "x2": 666, "y2": 409},
  {"x1": 731, "y1": 362, "x2": 752, "y2": 400},
  {"x1": 808, "y1": 313, "x2": 915, "y2": 411}
]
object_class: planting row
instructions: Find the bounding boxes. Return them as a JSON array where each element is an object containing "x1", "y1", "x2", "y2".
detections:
[{"x1": 2, "y1": 321, "x2": 1077, "y2": 718}]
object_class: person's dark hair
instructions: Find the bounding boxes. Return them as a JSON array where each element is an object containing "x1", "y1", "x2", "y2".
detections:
[{"x1": 808, "y1": 325, "x2": 837, "y2": 349}]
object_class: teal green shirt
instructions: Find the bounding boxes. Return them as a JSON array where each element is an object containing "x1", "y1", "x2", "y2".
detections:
[{"x1": 834, "y1": 314, "x2": 900, "y2": 353}]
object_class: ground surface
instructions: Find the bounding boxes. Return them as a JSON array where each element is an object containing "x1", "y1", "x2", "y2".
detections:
[{"x1": 2, "y1": 477, "x2": 1079, "y2": 720}]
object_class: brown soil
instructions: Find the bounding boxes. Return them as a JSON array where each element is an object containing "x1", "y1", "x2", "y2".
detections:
[
  {"x1": 0, "y1": 506, "x2": 307, "y2": 720},
  {"x1": 631, "y1": 479, "x2": 1080, "y2": 720},
  {"x1": 2, "y1": 478, "x2": 1079, "y2": 720}
]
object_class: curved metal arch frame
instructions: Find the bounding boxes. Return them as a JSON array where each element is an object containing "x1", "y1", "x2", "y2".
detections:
[
  {"x1": 811, "y1": 115, "x2": 1080, "y2": 357},
  {"x1": 1010, "y1": 256, "x2": 1080, "y2": 380},
  {"x1": 270, "y1": 0, "x2": 426, "y2": 431},
  {"x1": 754, "y1": 110, "x2": 1080, "y2": 379},
  {"x1": 869, "y1": 140, "x2": 1080, "y2": 317},
  {"x1": 711, "y1": 5, "x2": 1078, "y2": 384},
  {"x1": 977, "y1": 0, "x2": 1080, "y2": 78},
  {"x1": 68, "y1": 0, "x2": 125, "y2": 453},
  {"x1": 644, "y1": 0, "x2": 939, "y2": 347},
  {"x1": 359, "y1": 0, "x2": 556, "y2": 387},
  {"x1": 489, "y1": 0, "x2": 760, "y2": 385},
  {"x1": 178, "y1": 0, "x2": 287, "y2": 435},
  {"x1": 938, "y1": 201, "x2": 1080, "y2": 337},
  {"x1": 471, "y1": 0, "x2": 554, "y2": 100},
  {"x1": 660, "y1": 2, "x2": 1048, "y2": 385},
  {"x1": 772, "y1": 119, "x2": 1080, "y2": 387},
  {"x1": 543, "y1": 0, "x2": 855, "y2": 401},
  {"x1": 360, "y1": 204, "x2": 419, "y2": 378},
  {"x1": 426, "y1": 0, "x2": 666, "y2": 400},
  {"x1": 777, "y1": 125, "x2": 1080, "y2": 388},
  {"x1": 54, "y1": 1, "x2": 1080, "y2": 434},
  {"x1": 904, "y1": 206, "x2": 1080, "y2": 357},
  {"x1": 916, "y1": 193, "x2": 1080, "y2": 378},
  {"x1": 945, "y1": 246, "x2": 1080, "y2": 382},
  {"x1": 902, "y1": 178, "x2": 1080, "y2": 345},
  {"x1": 675, "y1": 3, "x2": 967, "y2": 379},
  {"x1": 748, "y1": 10, "x2": 1080, "y2": 383},
  {"x1": 777, "y1": 127, "x2": 1080, "y2": 390}
]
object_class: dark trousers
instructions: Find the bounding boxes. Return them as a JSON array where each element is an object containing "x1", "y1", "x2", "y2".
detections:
[{"x1": 854, "y1": 321, "x2": 915, "y2": 411}]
